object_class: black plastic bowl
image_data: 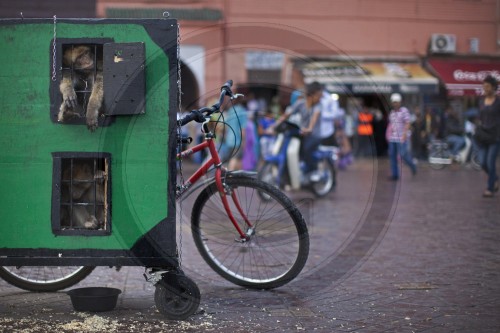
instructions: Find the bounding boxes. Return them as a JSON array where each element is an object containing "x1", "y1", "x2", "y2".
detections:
[{"x1": 67, "y1": 287, "x2": 121, "y2": 312}]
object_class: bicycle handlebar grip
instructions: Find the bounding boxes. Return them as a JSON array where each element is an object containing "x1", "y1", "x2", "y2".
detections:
[
  {"x1": 178, "y1": 110, "x2": 205, "y2": 126},
  {"x1": 178, "y1": 113, "x2": 195, "y2": 126},
  {"x1": 221, "y1": 80, "x2": 233, "y2": 91}
]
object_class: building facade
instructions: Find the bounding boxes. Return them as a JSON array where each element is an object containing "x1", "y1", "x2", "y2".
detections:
[
  {"x1": 2, "y1": 1, "x2": 497, "y2": 114},
  {"x1": 95, "y1": 0, "x2": 499, "y2": 113}
]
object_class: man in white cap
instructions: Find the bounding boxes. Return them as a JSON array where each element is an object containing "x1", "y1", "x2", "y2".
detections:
[{"x1": 386, "y1": 93, "x2": 417, "y2": 180}]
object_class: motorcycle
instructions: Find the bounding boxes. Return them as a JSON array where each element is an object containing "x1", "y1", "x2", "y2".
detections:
[
  {"x1": 258, "y1": 120, "x2": 337, "y2": 198},
  {"x1": 428, "y1": 135, "x2": 481, "y2": 170}
]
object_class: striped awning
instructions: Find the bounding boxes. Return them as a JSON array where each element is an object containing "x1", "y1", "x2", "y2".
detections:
[{"x1": 302, "y1": 60, "x2": 439, "y2": 95}]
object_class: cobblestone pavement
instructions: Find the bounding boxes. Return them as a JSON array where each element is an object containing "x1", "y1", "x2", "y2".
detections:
[{"x1": 1, "y1": 158, "x2": 499, "y2": 332}]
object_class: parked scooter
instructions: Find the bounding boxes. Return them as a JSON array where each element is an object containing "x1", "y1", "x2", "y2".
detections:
[
  {"x1": 428, "y1": 135, "x2": 481, "y2": 170},
  {"x1": 258, "y1": 120, "x2": 337, "y2": 197}
]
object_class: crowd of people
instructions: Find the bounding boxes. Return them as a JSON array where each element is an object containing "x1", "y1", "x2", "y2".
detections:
[
  {"x1": 184, "y1": 82, "x2": 354, "y2": 175},
  {"x1": 182, "y1": 75, "x2": 500, "y2": 197}
]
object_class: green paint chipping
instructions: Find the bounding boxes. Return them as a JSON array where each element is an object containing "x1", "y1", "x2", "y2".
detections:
[{"x1": 0, "y1": 21, "x2": 173, "y2": 250}]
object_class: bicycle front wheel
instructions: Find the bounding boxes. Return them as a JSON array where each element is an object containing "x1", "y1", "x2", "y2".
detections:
[
  {"x1": 0, "y1": 266, "x2": 95, "y2": 292},
  {"x1": 191, "y1": 176, "x2": 309, "y2": 289}
]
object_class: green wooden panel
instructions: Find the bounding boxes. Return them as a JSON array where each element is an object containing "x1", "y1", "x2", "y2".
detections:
[{"x1": 0, "y1": 21, "x2": 173, "y2": 250}]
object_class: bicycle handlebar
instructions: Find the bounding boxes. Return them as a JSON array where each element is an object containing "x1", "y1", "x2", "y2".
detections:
[{"x1": 178, "y1": 80, "x2": 239, "y2": 127}]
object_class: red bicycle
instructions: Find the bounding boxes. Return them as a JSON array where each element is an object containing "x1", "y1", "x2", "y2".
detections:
[{"x1": 176, "y1": 80, "x2": 309, "y2": 290}]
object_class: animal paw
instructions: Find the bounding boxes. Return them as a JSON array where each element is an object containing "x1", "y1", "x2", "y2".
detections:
[
  {"x1": 94, "y1": 170, "x2": 107, "y2": 183},
  {"x1": 86, "y1": 111, "x2": 98, "y2": 132},
  {"x1": 63, "y1": 90, "x2": 78, "y2": 109},
  {"x1": 84, "y1": 216, "x2": 99, "y2": 229},
  {"x1": 58, "y1": 107, "x2": 66, "y2": 122},
  {"x1": 58, "y1": 107, "x2": 81, "y2": 122}
]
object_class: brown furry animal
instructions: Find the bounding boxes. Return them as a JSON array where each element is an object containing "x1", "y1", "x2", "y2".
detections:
[
  {"x1": 61, "y1": 162, "x2": 106, "y2": 229},
  {"x1": 58, "y1": 45, "x2": 104, "y2": 131}
]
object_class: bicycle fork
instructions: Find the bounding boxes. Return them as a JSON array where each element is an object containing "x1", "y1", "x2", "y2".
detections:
[{"x1": 214, "y1": 168, "x2": 254, "y2": 242}]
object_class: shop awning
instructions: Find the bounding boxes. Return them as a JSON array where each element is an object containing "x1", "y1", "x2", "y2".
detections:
[
  {"x1": 427, "y1": 59, "x2": 500, "y2": 96},
  {"x1": 302, "y1": 61, "x2": 439, "y2": 95}
]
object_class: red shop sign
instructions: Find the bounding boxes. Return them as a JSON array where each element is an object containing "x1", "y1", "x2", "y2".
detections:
[{"x1": 428, "y1": 59, "x2": 500, "y2": 96}]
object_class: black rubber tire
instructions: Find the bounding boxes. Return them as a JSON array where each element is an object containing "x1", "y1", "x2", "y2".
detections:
[
  {"x1": 311, "y1": 159, "x2": 336, "y2": 197},
  {"x1": 191, "y1": 176, "x2": 309, "y2": 289},
  {"x1": 154, "y1": 274, "x2": 200, "y2": 320},
  {"x1": 0, "y1": 266, "x2": 95, "y2": 292}
]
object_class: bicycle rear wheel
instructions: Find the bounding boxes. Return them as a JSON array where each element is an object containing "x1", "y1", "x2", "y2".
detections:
[
  {"x1": 428, "y1": 147, "x2": 449, "y2": 170},
  {"x1": 470, "y1": 149, "x2": 482, "y2": 171},
  {"x1": 0, "y1": 266, "x2": 95, "y2": 292},
  {"x1": 311, "y1": 158, "x2": 336, "y2": 197},
  {"x1": 191, "y1": 176, "x2": 309, "y2": 289}
]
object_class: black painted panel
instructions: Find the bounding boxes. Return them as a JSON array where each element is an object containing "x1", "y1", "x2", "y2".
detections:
[{"x1": 103, "y1": 42, "x2": 146, "y2": 116}]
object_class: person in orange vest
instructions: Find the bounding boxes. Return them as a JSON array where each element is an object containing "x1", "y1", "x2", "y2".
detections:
[{"x1": 356, "y1": 104, "x2": 374, "y2": 157}]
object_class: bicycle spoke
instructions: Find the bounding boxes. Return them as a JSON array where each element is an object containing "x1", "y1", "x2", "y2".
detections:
[
  {"x1": 191, "y1": 176, "x2": 308, "y2": 289},
  {"x1": 0, "y1": 266, "x2": 94, "y2": 292}
]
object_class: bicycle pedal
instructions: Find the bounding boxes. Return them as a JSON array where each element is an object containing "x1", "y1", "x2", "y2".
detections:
[{"x1": 234, "y1": 237, "x2": 248, "y2": 243}]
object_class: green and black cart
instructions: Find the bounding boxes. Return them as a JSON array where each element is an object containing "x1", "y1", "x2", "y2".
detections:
[{"x1": 0, "y1": 17, "x2": 199, "y2": 319}]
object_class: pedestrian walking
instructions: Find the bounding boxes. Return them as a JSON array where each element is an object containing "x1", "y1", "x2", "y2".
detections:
[
  {"x1": 356, "y1": 103, "x2": 374, "y2": 157},
  {"x1": 475, "y1": 75, "x2": 500, "y2": 197},
  {"x1": 386, "y1": 93, "x2": 417, "y2": 180}
]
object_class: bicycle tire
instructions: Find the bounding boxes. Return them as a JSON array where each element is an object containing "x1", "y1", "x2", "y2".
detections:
[
  {"x1": 0, "y1": 266, "x2": 95, "y2": 292},
  {"x1": 191, "y1": 176, "x2": 309, "y2": 289},
  {"x1": 311, "y1": 159, "x2": 336, "y2": 197}
]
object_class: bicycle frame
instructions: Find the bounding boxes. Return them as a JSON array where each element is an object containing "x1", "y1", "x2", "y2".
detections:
[{"x1": 176, "y1": 118, "x2": 254, "y2": 241}]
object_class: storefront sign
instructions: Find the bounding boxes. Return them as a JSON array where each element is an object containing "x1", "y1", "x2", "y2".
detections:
[
  {"x1": 428, "y1": 59, "x2": 500, "y2": 96},
  {"x1": 245, "y1": 51, "x2": 284, "y2": 70},
  {"x1": 352, "y1": 84, "x2": 392, "y2": 94},
  {"x1": 324, "y1": 82, "x2": 435, "y2": 94},
  {"x1": 302, "y1": 61, "x2": 438, "y2": 95}
]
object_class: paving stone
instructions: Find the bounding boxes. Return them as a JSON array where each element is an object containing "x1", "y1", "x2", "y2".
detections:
[{"x1": 1, "y1": 159, "x2": 500, "y2": 332}]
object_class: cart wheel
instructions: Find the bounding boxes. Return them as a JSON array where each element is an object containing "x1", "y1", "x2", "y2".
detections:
[
  {"x1": 154, "y1": 272, "x2": 200, "y2": 320},
  {"x1": 0, "y1": 266, "x2": 95, "y2": 292}
]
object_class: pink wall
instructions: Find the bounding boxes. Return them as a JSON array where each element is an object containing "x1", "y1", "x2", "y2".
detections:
[
  {"x1": 97, "y1": 0, "x2": 500, "y2": 95},
  {"x1": 223, "y1": 0, "x2": 497, "y2": 55}
]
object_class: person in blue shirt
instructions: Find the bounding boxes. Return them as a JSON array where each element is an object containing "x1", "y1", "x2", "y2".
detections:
[
  {"x1": 274, "y1": 81, "x2": 323, "y2": 181},
  {"x1": 258, "y1": 108, "x2": 276, "y2": 160},
  {"x1": 219, "y1": 101, "x2": 248, "y2": 170}
]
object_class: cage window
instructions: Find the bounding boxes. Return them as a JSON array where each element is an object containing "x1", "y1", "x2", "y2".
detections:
[
  {"x1": 49, "y1": 39, "x2": 146, "y2": 126},
  {"x1": 52, "y1": 153, "x2": 111, "y2": 236},
  {"x1": 61, "y1": 43, "x2": 101, "y2": 95},
  {"x1": 56, "y1": 43, "x2": 107, "y2": 126}
]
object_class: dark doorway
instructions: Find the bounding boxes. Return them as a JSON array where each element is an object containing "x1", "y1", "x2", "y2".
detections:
[{"x1": 180, "y1": 61, "x2": 200, "y2": 111}]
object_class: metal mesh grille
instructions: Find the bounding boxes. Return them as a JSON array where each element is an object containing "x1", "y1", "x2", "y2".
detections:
[{"x1": 60, "y1": 157, "x2": 108, "y2": 230}]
